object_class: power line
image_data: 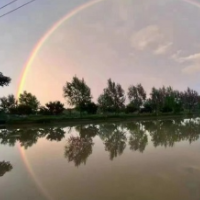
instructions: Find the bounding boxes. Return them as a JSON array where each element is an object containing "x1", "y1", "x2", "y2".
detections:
[
  {"x1": 0, "y1": 0, "x2": 18, "y2": 10},
  {"x1": 0, "y1": 0, "x2": 36, "y2": 19}
]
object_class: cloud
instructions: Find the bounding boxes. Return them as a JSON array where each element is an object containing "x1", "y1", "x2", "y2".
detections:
[
  {"x1": 172, "y1": 52, "x2": 200, "y2": 63},
  {"x1": 172, "y1": 52, "x2": 200, "y2": 75},
  {"x1": 171, "y1": 50, "x2": 183, "y2": 63},
  {"x1": 181, "y1": 53, "x2": 200, "y2": 62},
  {"x1": 182, "y1": 64, "x2": 200, "y2": 75},
  {"x1": 130, "y1": 25, "x2": 172, "y2": 55},
  {"x1": 130, "y1": 25, "x2": 163, "y2": 50},
  {"x1": 154, "y1": 42, "x2": 172, "y2": 55}
]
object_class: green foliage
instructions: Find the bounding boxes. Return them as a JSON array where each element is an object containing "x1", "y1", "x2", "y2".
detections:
[
  {"x1": 19, "y1": 91, "x2": 40, "y2": 113},
  {"x1": 15, "y1": 104, "x2": 33, "y2": 115},
  {"x1": 83, "y1": 102, "x2": 98, "y2": 115},
  {"x1": 39, "y1": 106, "x2": 50, "y2": 115},
  {"x1": 140, "y1": 100, "x2": 153, "y2": 113},
  {"x1": 162, "y1": 96, "x2": 175, "y2": 113},
  {"x1": 1, "y1": 72, "x2": 200, "y2": 117},
  {"x1": 128, "y1": 84, "x2": 146, "y2": 110},
  {"x1": 98, "y1": 79, "x2": 125, "y2": 113},
  {"x1": 97, "y1": 91, "x2": 114, "y2": 113},
  {"x1": 150, "y1": 86, "x2": 183, "y2": 114},
  {"x1": 45, "y1": 101, "x2": 65, "y2": 115},
  {"x1": 161, "y1": 95, "x2": 182, "y2": 113},
  {"x1": 125, "y1": 102, "x2": 137, "y2": 113},
  {"x1": 0, "y1": 95, "x2": 17, "y2": 113},
  {"x1": 181, "y1": 88, "x2": 199, "y2": 112},
  {"x1": 150, "y1": 87, "x2": 163, "y2": 113},
  {"x1": 63, "y1": 76, "x2": 92, "y2": 113},
  {"x1": 0, "y1": 72, "x2": 11, "y2": 87},
  {"x1": 0, "y1": 161, "x2": 13, "y2": 177},
  {"x1": 39, "y1": 101, "x2": 65, "y2": 115}
]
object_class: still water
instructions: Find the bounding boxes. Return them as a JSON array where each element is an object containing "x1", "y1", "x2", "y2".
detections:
[{"x1": 0, "y1": 118, "x2": 200, "y2": 200}]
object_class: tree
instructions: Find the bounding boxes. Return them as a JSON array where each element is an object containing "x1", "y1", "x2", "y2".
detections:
[
  {"x1": 0, "y1": 72, "x2": 11, "y2": 87},
  {"x1": 140, "y1": 99, "x2": 153, "y2": 113},
  {"x1": 45, "y1": 101, "x2": 65, "y2": 115},
  {"x1": 125, "y1": 102, "x2": 137, "y2": 113},
  {"x1": 98, "y1": 79, "x2": 125, "y2": 113},
  {"x1": 181, "y1": 88, "x2": 199, "y2": 112},
  {"x1": 0, "y1": 161, "x2": 13, "y2": 177},
  {"x1": 63, "y1": 76, "x2": 92, "y2": 115},
  {"x1": 162, "y1": 95, "x2": 182, "y2": 113},
  {"x1": 16, "y1": 104, "x2": 33, "y2": 115},
  {"x1": 97, "y1": 91, "x2": 113, "y2": 113},
  {"x1": 198, "y1": 96, "x2": 200, "y2": 111},
  {"x1": 18, "y1": 91, "x2": 40, "y2": 114},
  {"x1": 150, "y1": 87, "x2": 163, "y2": 114},
  {"x1": 0, "y1": 95, "x2": 17, "y2": 113},
  {"x1": 150, "y1": 86, "x2": 181, "y2": 114},
  {"x1": 38, "y1": 106, "x2": 50, "y2": 115},
  {"x1": 84, "y1": 102, "x2": 98, "y2": 114},
  {"x1": 128, "y1": 84, "x2": 146, "y2": 111}
]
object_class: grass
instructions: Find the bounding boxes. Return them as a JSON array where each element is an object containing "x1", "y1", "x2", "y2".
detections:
[{"x1": 1, "y1": 111, "x2": 198, "y2": 126}]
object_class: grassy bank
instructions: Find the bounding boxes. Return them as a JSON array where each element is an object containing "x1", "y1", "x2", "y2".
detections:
[{"x1": 0, "y1": 112, "x2": 199, "y2": 127}]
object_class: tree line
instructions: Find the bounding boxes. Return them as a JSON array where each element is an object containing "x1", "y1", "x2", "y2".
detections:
[{"x1": 0, "y1": 73, "x2": 200, "y2": 116}]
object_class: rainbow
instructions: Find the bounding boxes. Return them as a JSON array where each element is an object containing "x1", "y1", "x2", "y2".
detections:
[
  {"x1": 18, "y1": 144, "x2": 54, "y2": 200},
  {"x1": 17, "y1": 1, "x2": 107, "y2": 199},
  {"x1": 183, "y1": 0, "x2": 200, "y2": 7},
  {"x1": 17, "y1": 0, "x2": 200, "y2": 98},
  {"x1": 17, "y1": 0, "x2": 106, "y2": 98},
  {"x1": 17, "y1": 0, "x2": 200, "y2": 199}
]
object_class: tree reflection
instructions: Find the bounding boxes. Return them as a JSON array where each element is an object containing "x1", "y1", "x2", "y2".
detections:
[
  {"x1": 44, "y1": 127, "x2": 65, "y2": 141},
  {"x1": 75, "y1": 125, "x2": 99, "y2": 138},
  {"x1": 64, "y1": 125, "x2": 97, "y2": 166},
  {"x1": 0, "y1": 118, "x2": 200, "y2": 163},
  {"x1": 0, "y1": 161, "x2": 12, "y2": 177},
  {"x1": 179, "y1": 119, "x2": 200, "y2": 143},
  {"x1": 0, "y1": 127, "x2": 66, "y2": 148},
  {"x1": 0, "y1": 129, "x2": 18, "y2": 146},
  {"x1": 126, "y1": 122, "x2": 148, "y2": 152},
  {"x1": 99, "y1": 123, "x2": 127, "y2": 160},
  {"x1": 144, "y1": 119, "x2": 200, "y2": 147},
  {"x1": 17, "y1": 128, "x2": 42, "y2": 149},
  {"x1": 146, "y1": 120, "x2": 179, "y2": 147},
  {"x1": 65, "y1": 136, "x2": 93, "y2": 167}
]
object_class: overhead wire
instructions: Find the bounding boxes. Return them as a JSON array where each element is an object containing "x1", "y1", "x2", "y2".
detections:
[
  {"x1": 0, "y1": 0, "x2": 18, "y2": 10},
  {"x1": 0, "y1": 0, "x2": 36, "y2": 19}
]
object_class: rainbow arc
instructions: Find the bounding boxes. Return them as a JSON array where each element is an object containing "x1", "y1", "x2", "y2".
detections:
[{"x1": 17, "y1": 0, "x2": 200, "y2": 200}]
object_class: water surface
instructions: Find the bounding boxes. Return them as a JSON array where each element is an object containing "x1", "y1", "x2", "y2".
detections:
[{"x1": 0, "y1": 118, "x2": 200, "y2": 200}]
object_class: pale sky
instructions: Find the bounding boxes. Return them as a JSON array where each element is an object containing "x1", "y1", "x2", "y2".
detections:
[{"x1": 0, "y1": 0, "x2": 200, "y2": 105}]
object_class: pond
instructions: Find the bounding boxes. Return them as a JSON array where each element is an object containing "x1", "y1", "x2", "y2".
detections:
[{"x1": 0, "y1": 118, "x2": 200, "y2": 200}]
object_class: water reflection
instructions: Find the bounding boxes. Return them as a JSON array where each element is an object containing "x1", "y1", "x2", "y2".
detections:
[
  {"x1": 0, "y1": 127, "x2": 66, "y2": 148},
  {"x1": 143, "y1": 119, "x2": 200, "y2": 147},
  {"x1": 43, "y1": 127, "x2": 65, "y2": 141},
  {"x1": 98, "y1": 123, "x2": 127, "y2": 160},
  {"x1": 0, "y1": 118, "x2": 200, "y2": 166},
  {"x1": 65, "y1": 136, "x2": 94, "y2": 167},
  {"x1": 126, "y1": 122, "x2": 148, "y2": 152},
  {"x1": 75, "y1": 125, "x2": 99, "y2": 138},
  {"x1": 0, "y1": 161, "x2": 12, "y2": 177}
]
